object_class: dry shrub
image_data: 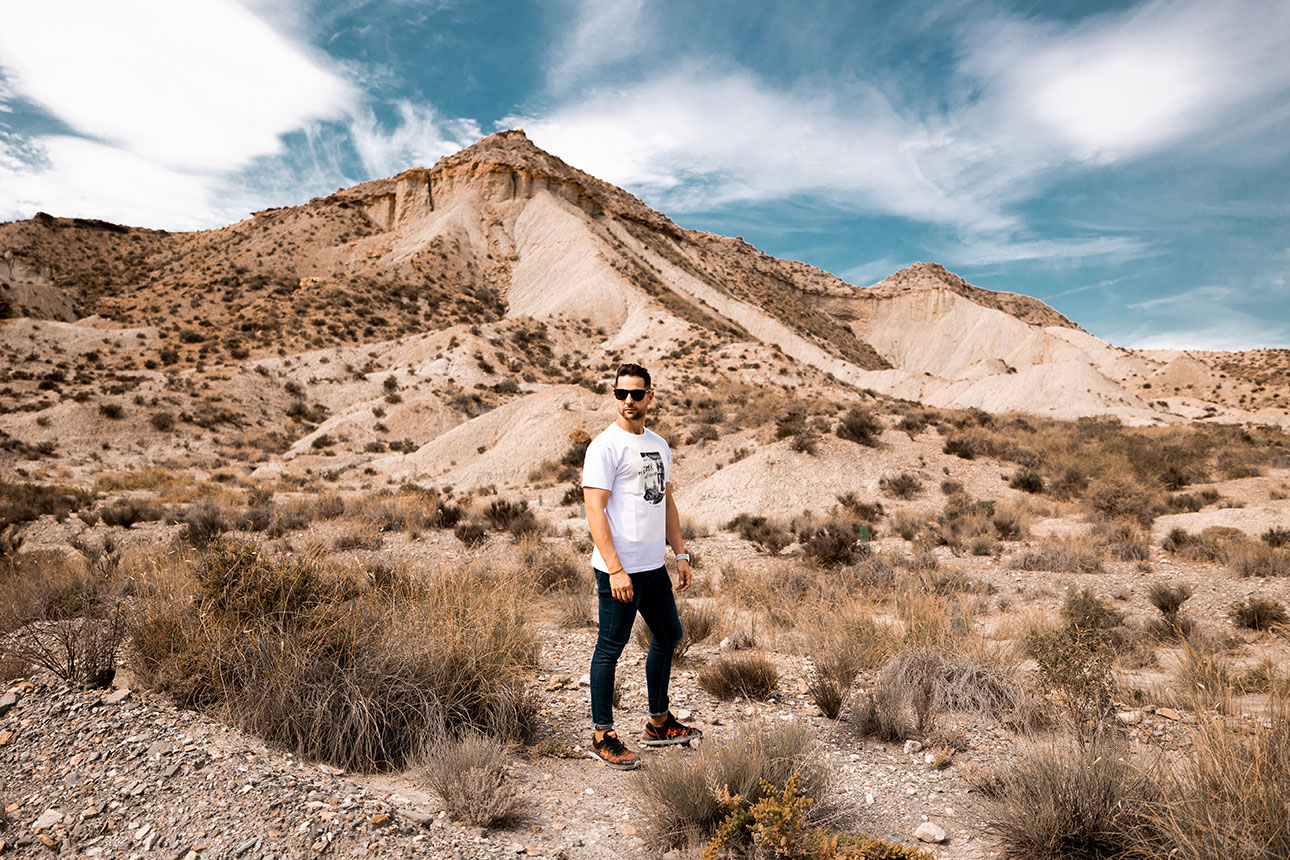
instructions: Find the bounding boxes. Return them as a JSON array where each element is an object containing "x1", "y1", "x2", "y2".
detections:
[
  {"x1": 632, "y1": 722, "x2": 830, "y2": 851},
  {"x1": 721, "y1": 561, "x2": 824, "y2": 628},
  {"x1": 1084, "y1": 477, "x2": 1165, "y2": 526},
  {"x1": 1227, "y1": 543, "x2": 1290, "y2": 578},
  {"x1": 1094, "y1": 519, "x2": 1152, "y2": 562},
  {"x1": 807, "y1": 650, "x2": 860, "y2": 720},
  {"x1": 1173, "y1": 642, "x2": 1241, "y2": 704},
  {"x1": 698, "y1": 653, "x2": 780, "y2": 700},
  {"x1": 799, "y1": 514, "x2": 868, "y2": 566},
  {"x1": 520, "y1": 538, "x2": 583, "y2": 593},
  {"x1": 633, "y1": 600, "x2": 718, "y2": 661},
  {"x1": 1145, "y1": 692, "x2": 1290, "y2": 860},
  {"x1": 0, "y1": 480, "x2": 95, "y2": 530},
  {"x1": 889, "y1": 512, "x2": 924, "y2": 541},
  {"x1": 703, "y1": 773, "x2": 933, "y2": 860},
  {"x1": 983, "y1": 738, "x2": 1155, "y2": 860},
  {"x1": 1162, "y1": 527, "x2": 1247, "y2": 563},
  {"x1": 1010, "y1": 538, "x2": 1104, "y2": 574},
  {"x1": 99, "y1": 499, "x2": 160, "y2": 529},
  {"x1": 879, "y1": 472, "x2": 923, "y2": 500},
  {"x1": 180, "y1": 500, "x2": 229, "y2": 546},
  {"x1": 358, "y1": 485, "x2": 464, "y2": 533},
  {"x1": 0, "y1": 550, "x2": 126, "y2": 687},
  {"x1": 836, "y1": 406, "x2": 883, "y2": 446},
  {"x1": 483, "y1": 498, "x2": 541, "y2": 537},
  {"x1": 854, "y1": 650, "x2": 1031, "y2": 741},
  {"x1": 1262, "y1": 526, "x2": 1290, "y2": 548},
  {"x1": 836, "y1": 493, "x2": 884, "y2": 522},
  {"x1": 727, "y1": 513, "x2": 792, "y2": 555},
  {"x1": 1228, "y1": 596, "x2": 1287, "y2": 631},
  {"x1": 454, "y1": 521, "x2": 487, "y2": 547},
  {"x1": 804, "y1": 602, "x2": 901, "y2": 677},
  {"x1": 1146, "y1": 581, "x2": 1193, "y2": 638},
  {"x1": 129, "y1": 540, "x2": 539, "y2": 771},
  {"x1": 551, "y1": 591, "x2": 596, "y2": 628},
  {"x1": 418, "y1": 733, "x2": 524, "y2": 828},
  {"x1": 1026, "y1": 626, "x2": 1116, "y2": 736}
]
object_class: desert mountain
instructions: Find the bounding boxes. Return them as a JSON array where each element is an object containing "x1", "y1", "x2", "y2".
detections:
[{"x1": 1, "y1": 130, "x2": 1287, "y2": 517}]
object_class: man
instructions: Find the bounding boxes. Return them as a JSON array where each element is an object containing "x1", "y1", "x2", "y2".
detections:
[{"x1": 582, "y1": 362, "x2": 701, "y2": 769}]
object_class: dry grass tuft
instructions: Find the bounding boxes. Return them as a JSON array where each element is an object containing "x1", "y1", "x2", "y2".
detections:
[
  {"x1": 129, "y1": 540, "x2": 539, "y2": 771},
  {"x1": 698, "y1": 653, "x2": 780, "y2": 700},
  {"x1": 632, "y1": 722, "x2": 830, "y2": 851},
  {"x1": 418, "y1": 733, "x2": 525, "y2": 828},
  {"x1": 1009, "y1": 538, "x2": 1104, "y2": 574},
  {"x1": 0, "y1": 550, "x2": 126, "y2": 688},
  {"x1": 983, "y1": 738, "x2": 1154, "y2": 860},
  {"x1": 1227, "y1": 596, "x2": 1287, "y2": 631},
  {"x1": 855, "y1": 650, "x2": 1032, "y2": 740}
]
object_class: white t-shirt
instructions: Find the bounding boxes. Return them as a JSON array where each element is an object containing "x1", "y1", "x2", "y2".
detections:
[{"x1": 582, "y1": 423, "x2": 671, "y2": 574}]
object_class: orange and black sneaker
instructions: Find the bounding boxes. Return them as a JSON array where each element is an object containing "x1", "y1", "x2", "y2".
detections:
[
  {"x1": 642, "y1": 713, "x2": 703, "y2": 747},
  {"x1": 589, "y1": 730, "x2": 641, "y2": 770}
]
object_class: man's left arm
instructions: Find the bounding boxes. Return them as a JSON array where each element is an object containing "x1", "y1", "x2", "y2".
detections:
[{"x1": 664, "y1": 484, "x2": 691, "y2": 592}]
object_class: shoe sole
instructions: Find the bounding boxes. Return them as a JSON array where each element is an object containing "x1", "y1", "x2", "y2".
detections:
[
  {"x1": 640, "y1": 732, "x2": 703, "y2": 747},
  {"x1": 587, "y1": 749, "x2": 641, "y2": 770}
]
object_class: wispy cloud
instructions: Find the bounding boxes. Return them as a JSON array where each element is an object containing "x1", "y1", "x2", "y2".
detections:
[
  {"x1": 506, "y1": 66, "x2": 1017, "y2": 232},
  {"x1": 0, "y1": 0, "x2": 356, "y2": 171},
  {"x1": 0, "y1": 0, "x2": 479, "y2": 227},
  {"x1": 349, "y1": 101, "x2": 481, "y2": 178},
  {"x1": 548, "y1": 0, "x2": 652, "y2": 90},
  {"x1": 958, "y1": 0, "x2": 1290, "y2": 164}
]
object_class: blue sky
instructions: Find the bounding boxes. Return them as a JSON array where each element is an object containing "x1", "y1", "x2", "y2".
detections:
[{"x1": 1, "y1": 0, "x2": 1288, "y2": 350}]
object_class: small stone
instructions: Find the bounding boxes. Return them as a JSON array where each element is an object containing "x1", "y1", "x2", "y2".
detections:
[
  {"x1": 368, "y1": 813, "x2": 390, "y2": 826},
  {"x1": 1117, "y1": 710, "x2": 1144, "y2": 726},
  {"x1": 0, "y1": 730, "x2": 14, "y2": 746},
  {"x1": 1156, "y1": 707, "x2": 1182, "y2": 721},
  {"x1": 674, "y1": 709, "x2": 692, "y2": 721},
  {"x1": 903, "y1": 740, "x2": 923, "y2": 754},
  {"x1": 32, "y1": 809, "x2": 64, "y2": 831},
  {"x1": 864, "y1": 793, "x2": 875, "y2": 806},
  {"x1": 923, "y1": 753, "x2": 935, "y2": 765},
  {"x1": 622, "y1": 824, "x2": 637, "y2": 835},
  {"x1": 577, "y1": 674, "x2": 591, "y2": 687},
  {"x1": 0, "y1": 691, "x2": 18, "y2": 716},
  {"x1": 914, "y1": 822, "x2": 947, "y2": 844},
  {"x1": 103, "y1": 689, "x2": 131, "y2": 705}
]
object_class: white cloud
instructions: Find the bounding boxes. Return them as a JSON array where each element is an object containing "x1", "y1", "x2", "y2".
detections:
[
  {"x1": 349, "y1": 101, "x2": 481, "y2": 178},
  {"x1": 0, "y1": 0, "x2": 356, "y2": 171},
  {"x1": 0, "y1": 136, "x2": 214, "y2": 228},
  {"x1": 548, "y1": 0, "x2": 652, "y2": 90},
  {"x1": 506, "y1": 67, "x2": 1017, "y2": 232},
  {"x1": 959, "y1": 0, "x2": 1290, "y2": 163},
  {"x1": 949, "y1": 235, "x2": 1155, "y2": 267}
]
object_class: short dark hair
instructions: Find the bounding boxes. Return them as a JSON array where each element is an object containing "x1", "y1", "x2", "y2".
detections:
[{"x1": 614, "y1": 362, "x2": 651, "y2": 390}]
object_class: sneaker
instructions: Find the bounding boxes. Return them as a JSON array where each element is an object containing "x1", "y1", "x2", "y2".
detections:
[
  {"x1": 642, "y1": 713, "x2": 703, "y2": 747},
  {"x1": 589, "y1": 730, "x2": 640, "y2": 770}
]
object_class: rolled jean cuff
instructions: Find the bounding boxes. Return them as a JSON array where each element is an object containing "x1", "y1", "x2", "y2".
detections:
[
  {"x1": 649, "y1": 709, "x2": 669, "y2": 718},
  {"x1": 593, "y1": 722, "x2": 614, "y2": 731}
]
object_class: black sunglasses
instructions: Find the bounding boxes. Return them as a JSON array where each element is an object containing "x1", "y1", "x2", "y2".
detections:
[{"x1": 613, "y1": 388, "x2": 650, "y2": 402}]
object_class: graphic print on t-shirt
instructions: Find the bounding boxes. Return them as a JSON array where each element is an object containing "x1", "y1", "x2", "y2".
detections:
[{"x1": 640, "y1": 451, "x2": 665, "y2": 505}]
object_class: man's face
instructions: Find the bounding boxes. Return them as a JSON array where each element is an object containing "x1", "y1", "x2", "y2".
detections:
[{"x1": 614, "y1": 374, "x2": 652, "y2": 422}]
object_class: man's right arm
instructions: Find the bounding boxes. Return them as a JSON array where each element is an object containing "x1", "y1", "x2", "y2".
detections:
[{"x1": 585, "y1": 487, "x2": 633, "y2": 602}]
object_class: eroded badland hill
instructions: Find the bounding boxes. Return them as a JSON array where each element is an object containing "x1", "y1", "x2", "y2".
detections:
[{"x1": 2, "y1": 131, "x2": 1290, "y2": 860}]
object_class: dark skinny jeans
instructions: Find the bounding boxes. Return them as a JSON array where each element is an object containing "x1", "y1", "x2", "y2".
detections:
[{"x1": 590, "y1": 565, "x2": 683, "y2": 730}]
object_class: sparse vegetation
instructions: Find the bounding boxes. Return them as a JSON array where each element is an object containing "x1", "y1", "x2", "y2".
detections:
[
  {"x1": 698, "y1": 653, "x2": 780, "y2": 700},
  {"x1": 418, "y1": 733, "x2": 524, "y2": 828},
  {"x1": 129, "y1": 540, "x2": 539, "y2": 770}
]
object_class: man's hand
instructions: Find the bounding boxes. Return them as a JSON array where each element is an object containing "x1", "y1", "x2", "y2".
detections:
[
  {"x1": 676, "y1": 558, "x2": 691, "y2": 592},
  {"x1": 610, "y1": 570, "x2": 634, "y2": 603}
]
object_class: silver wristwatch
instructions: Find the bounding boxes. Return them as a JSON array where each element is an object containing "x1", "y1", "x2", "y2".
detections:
[{"x1": 675, "y1": 553, "x2": 691, "y2": 562}]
